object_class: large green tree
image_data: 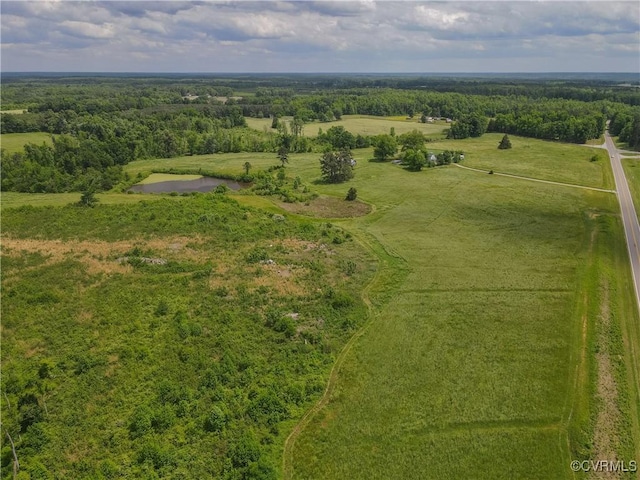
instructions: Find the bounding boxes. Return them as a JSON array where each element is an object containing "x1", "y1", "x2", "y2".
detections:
[
  {"x1": 320, "y1": 150, "x2": 355, "y2": 183},
  {"x1": 373, "y1": 134, "x2": 397, "y2": 161},
  {"x1": 402, "y1": 148, "x2": 426, "y2": 171}
]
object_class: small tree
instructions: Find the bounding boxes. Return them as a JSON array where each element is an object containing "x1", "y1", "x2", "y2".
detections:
[
  {"x1": 498, "y1": 134, "x2": 512, "y2": 149},
  {"x1": 79, "y1": 189, "x2": 98, "y2": 207},
  {"x1": 345, "y1": 187, "x2": 357, "y2": 201},
  {"x1": 277, "y1": 146, "x2": 289, "y2": 167},
  {"x1": 399, "y1": 130, "x2": 426, "y2": 152},
  {"x1": 243, "y1": 161, "x2": 252, "y2": 175},
  {"x1": 320, "y1": 150, "x2": 354, "y2": 183}
]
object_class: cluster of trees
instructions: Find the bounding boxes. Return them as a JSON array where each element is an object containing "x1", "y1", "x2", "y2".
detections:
[
  {"x1": 1, "y1": 137, "x2": 125, "y2": 192},
  {"x1": 320, "y1": 150, "x2": 355, "y2": 183},
  {"x1": 447, "y1": 115, "x2": 488, "y2": 139},
  {"x1": 486, "y1": 111, "x2": 605, "y2": 143},
  {"x1": 609, "y1": 111, "x2": 640, "y2": 150}
]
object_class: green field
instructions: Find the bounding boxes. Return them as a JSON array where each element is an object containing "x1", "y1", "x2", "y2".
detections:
[
  {"x1": 0, "y1": 132, "x2": 53, "y2": 153},
  {"x1": 245, "y1": 115, "x2": 448, "y2": 138},
  {"x1": 123, "y1": 152, "x2": 272, "y2": 179},
  {"x1": 4, "y1": 136, "x2": 638, "y2": 479},
  {"x1": 432, "y1": 134, "x2": 613, "y2": 189},
  {"x1": 623, "y1": 158, "x2": 640, "y2": 223},
  {"x1": 119, "y1": 138, "x2": 640, "y2": 477},
  {"x1": 282, "y1": 143, "x2": 638, "y2": 479},
  {"x1": 0, "y1": 192, "x2": 192, "y2": 210},
  {"x1": 135, "y1": 173, "x2": 203, "y2": 185}
]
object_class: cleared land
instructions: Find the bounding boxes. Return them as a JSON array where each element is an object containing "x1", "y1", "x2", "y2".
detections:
[
  {"x1": 112, "y1": 137, "x2": 638, "y2": 478},
  {"x1": 245, "y1": 115, "x2": 448, "y2": 138},
  {"x1": 431, "y1": 133, "x2": 613, "y2": 189},
  {"x1": 1, "y1": 132, "x2": 54, "y2": 153},
  {"x1": 2, "y1": 196, "x2": 375, "y2": 478},
  {"x1": 135, "y1": 173, "x2": 203, "y2": 185},
  {"x1": 283, "y1": 144, "x2": 638, "y2": 479},
  {"x1": 0, "y1": 192, "x2": 189, "y2": 210}
]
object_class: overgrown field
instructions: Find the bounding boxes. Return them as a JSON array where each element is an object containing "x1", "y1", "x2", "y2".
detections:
[
  {"x1": 1, "y1": 195, "x2": 375, "y2": 479},
  {"x1": 0, "y1": 132, "x2": 53, "y2": 154},
  {"x1": 0, "y1": 192, "x2": 189, "y2": 210}
]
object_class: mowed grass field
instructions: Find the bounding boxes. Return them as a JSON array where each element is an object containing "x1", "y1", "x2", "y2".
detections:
[
  {"x1": 0, "y1": 132, "x2": 53, "y2": 153},
  {"x1": 282, "y1": 144, "x2": 638, "y2": 479},
  {"x1": 432, "y1": 134, "x2": 613, "y2": 189},
  {"x1": 245, "y1": 114, "x2": 448, "y2": 138},
  {"x1": 135, "y1": 173, "x2": 203, "y2": 184}
]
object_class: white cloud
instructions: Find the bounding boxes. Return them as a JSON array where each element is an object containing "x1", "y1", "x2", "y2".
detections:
[
  {"x1": 59, "y1": 20, "x2": 116, "y2": 39},
  {"x1": 0, "y1": 1, "x2": 637, "y2": 72}
]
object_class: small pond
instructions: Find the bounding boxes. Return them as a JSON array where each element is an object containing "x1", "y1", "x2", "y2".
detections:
[{"x1": 129, "y1": 177, "x2": 250, "y2": 194}]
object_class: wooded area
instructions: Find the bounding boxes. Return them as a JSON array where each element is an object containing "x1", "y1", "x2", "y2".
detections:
[{"x1": 2, "y1": 75, "x2": 639, "y2": 193}]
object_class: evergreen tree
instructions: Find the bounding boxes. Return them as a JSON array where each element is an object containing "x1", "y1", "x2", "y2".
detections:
[{"x1": 498, "y1": 134, "x2": 512, "y2": 150}]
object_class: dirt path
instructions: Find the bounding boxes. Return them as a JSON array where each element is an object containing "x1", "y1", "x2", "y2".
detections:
[
  {"x1": 454, "y1": 163, "x2": 617, "y2": 194},
  {"x1": 281, "y1": 230, "x2": 405, "y2": 479}
]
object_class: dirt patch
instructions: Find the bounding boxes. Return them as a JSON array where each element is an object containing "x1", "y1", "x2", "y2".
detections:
[
  {"x1": 591, "y1": 282, "x2": 623, "y2": 479},
  {"x1": 277, "y1": 196, "x2": 371, "y2": 218},
  {"x1": 208, "y1": 261, "x2": 307, "y2": 297},
  {"x1": 0, "y1": 236, "x2": 206, "y2": 276}
]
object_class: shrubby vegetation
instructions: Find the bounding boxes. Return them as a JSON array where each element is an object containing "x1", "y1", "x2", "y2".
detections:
[{"x1": 1, "y1": 195, "x2": 373, "y2": 479}]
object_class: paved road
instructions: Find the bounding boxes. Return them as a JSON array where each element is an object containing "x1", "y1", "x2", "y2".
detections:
[{"x1": 605, "y1": 131, "x2": 640, "y2": 315}]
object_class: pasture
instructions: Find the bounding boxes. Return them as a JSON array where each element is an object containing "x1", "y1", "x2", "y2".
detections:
[
  {"x1": 114, "y1": 136, "x2": 640, "y2": 478},
  {"x1": 135, "y1": 173, "x2": 203, "y2": 184},
  {"x1": 283, "y1": 143, "x2": 638, "y2": 479},
  {"x1": 0, "y1": 132, "x2": 54, "y2": 153},
  {"x1": 245, "y1": 115, "x2": 448, "y2": 138},
  {"x1": 429, "y1": 134, "x2": 613, "y2": 189}
]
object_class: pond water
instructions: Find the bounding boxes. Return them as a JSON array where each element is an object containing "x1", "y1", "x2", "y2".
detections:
[{"x1": 129, "y1": 177, "x2": 250, "y2": 193}]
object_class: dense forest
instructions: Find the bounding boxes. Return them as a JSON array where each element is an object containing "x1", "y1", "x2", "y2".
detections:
[{"x1": 1, "y1": 74, "x2": 639, "y2": 193}]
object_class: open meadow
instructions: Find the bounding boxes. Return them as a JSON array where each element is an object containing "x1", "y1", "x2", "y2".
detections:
[
  {"x1": 3, "y1": 133, "x2": 638, "y2": 479},
  {"x1": 0, "y1": 132, "x2": 54, "y2": 154},
  {"x1": 245, "y1": 115, "x2": 448, "y2": 138}
]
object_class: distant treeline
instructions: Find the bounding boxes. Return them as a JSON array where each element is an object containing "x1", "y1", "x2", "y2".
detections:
[{"x1": 2, "y1": 76, "x2": 639, "y2": 193}]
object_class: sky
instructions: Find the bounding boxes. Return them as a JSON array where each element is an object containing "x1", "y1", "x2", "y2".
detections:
[{"x1": 1, "y1": 1, "x2": 639, "y2": 73}]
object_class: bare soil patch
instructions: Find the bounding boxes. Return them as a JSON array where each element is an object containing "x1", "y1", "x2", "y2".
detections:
[
  {"x1": 277, "y1": 196, "x2": 371, "y2": 218},
  {"x1": 1, "y1": 236, "x2": 205, "y2": 275}
]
